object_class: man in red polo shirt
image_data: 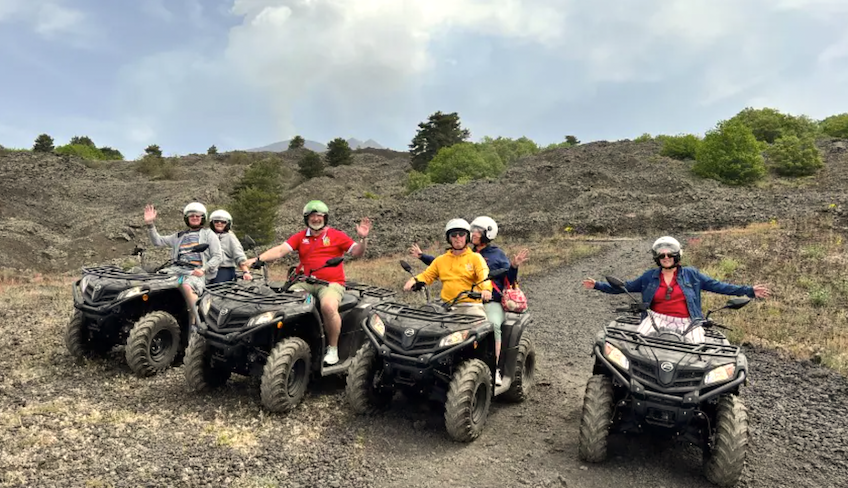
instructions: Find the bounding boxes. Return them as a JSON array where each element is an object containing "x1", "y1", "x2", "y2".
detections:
[{"x1": 247, "y1": 200, "x2": 370, "y2": 365}]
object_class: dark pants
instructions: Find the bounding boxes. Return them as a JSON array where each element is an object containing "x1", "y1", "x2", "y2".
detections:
[{"x1": 210, "y1": 266, "x2": 236, "y2": 284}]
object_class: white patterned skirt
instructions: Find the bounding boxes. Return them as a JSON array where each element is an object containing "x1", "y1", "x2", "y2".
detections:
[{"x1": 637, "y1": 310, "x2": 704, "y2": 343}]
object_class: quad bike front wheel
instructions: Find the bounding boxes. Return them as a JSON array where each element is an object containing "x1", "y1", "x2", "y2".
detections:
[
  {"x1": 125, "y1": 311, "x2": 181, "y2": 377},
  {"x1": 703, "y1": 394, "x2": 749, "y2": 487},
  {"x1": 65, "y1": 310, "x2": 109, "y2": 360},
  {"x1": 444, "y1": 358, "x2": 492, "y2": 442},
  {"x1": 345, "y1": 342, "x2": 393, "y2": 414},
  {"x1": 502, "y1": 335, "x2": 536, "y2": 402},
  {"x1": 260, "y1": 337, "x2": 311, "y2": 414},
  {"x1": 578, "y1": 374, "x2": 614, "y2": 462},
  {"x1": 184, "y1": 331, "x2": 231, "y2": 392}
]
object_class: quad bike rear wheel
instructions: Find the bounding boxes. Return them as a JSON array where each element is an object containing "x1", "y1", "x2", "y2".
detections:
[
  {"x1": 502, "y1": 335, "x2": 536, "y2": 402},
  {"x1": 703, "y1": 394, "x2": 749, "y2": 487},
  {"x1": 578, "y1": 374, "x2": 614, "y2": 462},
  {"x1": 125, "y1": 311, "x2": 181, "y2": 377},
  {"x1": 260, "y1": 337, "x2": 311, "y2": 414},
  {"x1": 346, "y1": 342, "x2": 393, "y2": 414},
  {"x1": 444, "y1": 359, "x2": 492, "y2": 442}
]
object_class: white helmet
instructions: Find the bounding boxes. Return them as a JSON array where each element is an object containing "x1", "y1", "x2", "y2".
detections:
[
  {"x1": 652, "y1": 235, "x2": 682, "y2": 255},
  {"x1": 470, "y1": 216, "x2": 498, "y2": 242},
  {"x1": 183, "y1": 202, "x2": 207, "y2": 226},
  {"x1": 444, "y1": 218, "x2": 471, "y2": 244},
  {"x1": 210, "y1": 209, "x2": 233, "y2": 232}
]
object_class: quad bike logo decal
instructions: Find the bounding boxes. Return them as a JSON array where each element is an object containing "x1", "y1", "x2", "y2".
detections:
[
  {"x1": 660, "y1": 361, "x2": 674, "y2": 372},
  {"x1": 404, "y1": 328, "x2": 415, "y2": 337}
]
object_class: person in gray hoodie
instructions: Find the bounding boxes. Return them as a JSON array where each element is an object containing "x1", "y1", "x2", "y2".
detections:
[
  {"x1": 143, "y1": 202, "x2": 222, "y2": 310},
  {"x1": 208, "y1": 209, "x2": 252, "y2": 283}
]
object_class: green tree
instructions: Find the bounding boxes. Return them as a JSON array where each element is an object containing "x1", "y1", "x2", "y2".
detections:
[
  {"x1": 693, "y1": 120, "x2": 766, "y2": 186},
  {"x1": 766, "y1": 135, "x2": 823, "y2": 177},
  {"x1": 288, "y1": 135, "x2": 305, "y2": 150},
  {"x1": 207, "y1": 145, "x2": 218, "y2": 155},
  {"x1": 298, "y1": 150, "x2": 324, "y2": 179},
  {"x1": 145, "y1": 144, "x2": 163, "y2": 158},
  {"x1": 325, "y1": 137, "x2": 353, "y2": 166},
  {"x1": 729, "y1": 107, "x2": 819, "y2": 144},
  {"x1": 55, "y1": 144, "x2": 106, "y2": 161},
  {"x1": 426, "y1": 142, "x2": 502, "y2": 184},
  {"x1": 478, "y1": 136, "x2": 539, "y2": 166},
  {"x1": 565, "y1": 135, "x2": 580, "y2": 145},
  {"x1": 660, "y1": 134, "x2": 701, "y2": 160},
  {"x1": 98, "y1": 146, "x2": 124, "y2": 160},
  {"x1": 70, "y1": 136, "x2": 95, "y2": 147},
  {"x1": 819, "y1": 113, "x2": 848, "y2": 138},
  {"x1": 408, "y1": 111, "x2": 470, "y2": 172},
  {"x1": 32, "y1": 134, "x2": 54, "y2": 152},
  {"x1": 229, "y1": 158, "x2": 284, "y2": 245}
]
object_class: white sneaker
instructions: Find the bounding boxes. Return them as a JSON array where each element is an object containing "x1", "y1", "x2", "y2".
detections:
[
  {"x1": 495, "y1": 369, "x2": 503, "y2": 386},
  {"x1": 324, "y1": 346, "x2": 339, "y2": 365}
]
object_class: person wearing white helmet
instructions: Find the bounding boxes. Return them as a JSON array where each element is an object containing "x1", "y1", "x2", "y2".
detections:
[
  {"x1": 409, "y1": 216, "x2": 529, "y2": 386},
  {"x1": 208, "y1": 209, "x2": 252, "y2": 284},
  {"x1": 143, "y1": 202, "x2": 223, "y2": 312},
  {"x1": 582, "y1": 235, "x2": 770, "y2": 342},
  {"x1": 404, "y1": 218, "x2": 493, "y2": 319}
]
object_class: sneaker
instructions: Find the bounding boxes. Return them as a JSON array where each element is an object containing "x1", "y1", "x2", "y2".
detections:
[
  {"x1": 495, "y1": 369, "x2": 503, "y2": 386},
  {"x1": 324, "y1": 346, "x2": 339, "y2": 365}
]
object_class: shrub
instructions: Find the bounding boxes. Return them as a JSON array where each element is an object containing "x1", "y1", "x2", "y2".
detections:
[
  {"x1": 145, "y1": 144, "x2": 163, "y2": 158},
  {"x1": 69, "y1": 136, "x2": 95, "y2": 147},
  {"x1": 297, "y1": 150, "x2": 324, "y2": 179},
  {"x1": 478, "y1": 136, "x2": 539, "y2": 165},
  {"x1": 98, "y1": 146, "x2": 124, "y2": 160},
  {"x1": 32, "y1": 134, "x2": 54, "y2": 152},
  {"x1": 325, "y1": 137, "x2": 353, "y2": 166},
  {"x1": 135, "y1": 154, "x2": 177, "y2": 180},
  {"x1": 660, "y1": 134, "x2": 701, "y2": 160},
  {"x1": 405, "y1": 170, "x2": 432, "y2": 194},
  {"x1": 543, "y1": 137, "x2": 577, "y2": 151},
  {"x1": 729, "y1": 107, "x2": 819, "y2": 144},
  {"x1": 426, "y1": 142, "x2": 503, "y2": 184},
  {"x1": 633, "y1": 133, "x2": 653, "y2": 143},
  {"x1": 565, "y1": 135, "x2": 580, "y2": 145},
  {"x1": 693, "y1": 120, "x2": 765, "y2": 186},
  {"x1": 229, "y1": 158, "x2": 284, "y2": 246},
  {"x1": 55, "y1": 144, "x2": 106, "y2": 161},
  {"x1": 819, "y1": 113, "x2": 848, "y2": 138},
  {"x1": 207, "y1": 145, "x2": 218, "y2": 155},
  {"x1": 766, "y1": 135, "x2": 823, "y2": 177},
  {"x1": 288, "y1": 136, "x2": 305, "y2": 150}
]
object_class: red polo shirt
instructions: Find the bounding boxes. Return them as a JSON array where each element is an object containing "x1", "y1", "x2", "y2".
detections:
[
  {"x1": 651, "y1": 269, "x2": 689, "y2": 318},
  {"x1": 284, "y1": 227, "x2": 356, "y2": 284}
]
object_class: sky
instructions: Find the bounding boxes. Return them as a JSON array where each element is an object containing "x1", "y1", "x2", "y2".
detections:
[{"x1": 1, "y1": 0, "x2": 847, "y2": 158}]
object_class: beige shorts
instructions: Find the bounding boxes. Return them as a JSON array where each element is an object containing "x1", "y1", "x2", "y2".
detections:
[
  {"x1": 290, "y1": 282, "x2": 345, "y2": 304},
  {"x1": 450, "y1": 303, "x2": 488, "y2": 319}
]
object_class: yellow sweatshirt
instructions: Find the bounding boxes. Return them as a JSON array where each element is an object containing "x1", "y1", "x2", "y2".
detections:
[{"x1": 415, "y1": 247, "x2": 492, "y2": 304}]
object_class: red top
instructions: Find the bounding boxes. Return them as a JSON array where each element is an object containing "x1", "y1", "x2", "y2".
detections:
[
  {"x1": 650, "y1": 269, "x2": 689, "y2": 318},
  {"x1": 285, "y1": 227, "x2": 356, "y2": 285}
]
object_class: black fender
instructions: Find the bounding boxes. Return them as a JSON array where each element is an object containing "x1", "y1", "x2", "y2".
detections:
[{"x1": 498, "y1": 311, "x2": 532, "y2": 376}]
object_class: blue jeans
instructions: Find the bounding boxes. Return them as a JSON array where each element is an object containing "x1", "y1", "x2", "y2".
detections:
[{"x1": 209, "y1": 266, "x2": 236, "y2": 284}]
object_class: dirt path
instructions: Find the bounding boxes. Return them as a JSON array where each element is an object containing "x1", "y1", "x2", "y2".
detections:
[{"x1": 2, "y1": 240, "x2": 847, "y2": 488}]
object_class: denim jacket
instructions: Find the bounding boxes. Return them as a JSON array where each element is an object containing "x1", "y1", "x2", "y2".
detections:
[
  {"x1": 593, "y1": 266, "x2": 755, "y2": 321},
  {"x1": 419, "y1": 244, "x2": 518, "y2": 302}
]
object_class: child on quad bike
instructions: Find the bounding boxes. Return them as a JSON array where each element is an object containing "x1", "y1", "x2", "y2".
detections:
[
  {"x1": 582, "y1": 236, "x2": 770, "y2": 342},
  {"x1": 244, "y1": 200, "x2": 371, "y2": 365},
  {"x1": 144, "y1": 202, "x2": 223, "y2": 315},
  {"x1": 408, "y1": 216, "x2": 529, "y2": 386},
  {"x1": 208, "y1": 209, "x2": 253, "y2": 283}
]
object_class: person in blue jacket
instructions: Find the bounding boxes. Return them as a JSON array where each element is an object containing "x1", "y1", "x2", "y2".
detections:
[{"x1": 409, "y1": 216, "x2": 529, "y2": 386}]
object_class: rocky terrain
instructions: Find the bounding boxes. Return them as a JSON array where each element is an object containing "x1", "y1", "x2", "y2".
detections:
[{"x1": 2, "y1": 138, "x2": 848, "y2": 274}]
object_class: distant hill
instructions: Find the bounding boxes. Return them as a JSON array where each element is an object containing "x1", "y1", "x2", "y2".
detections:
[{"x1": 247, "y1": 138, "x2": 385, "y2": 153}]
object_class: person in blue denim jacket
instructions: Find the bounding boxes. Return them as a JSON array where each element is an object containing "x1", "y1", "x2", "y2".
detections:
[
  {"x1": 582, "y1": 236, "x2": 770, "y2": 342},
  {"x1": 409, "y1": 216, "x2": 530, "y2": 385}
]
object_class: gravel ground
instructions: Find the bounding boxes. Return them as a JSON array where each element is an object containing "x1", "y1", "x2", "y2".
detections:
[{"x1": 2, "y1": 239, "x2": 847, "y2": 487}]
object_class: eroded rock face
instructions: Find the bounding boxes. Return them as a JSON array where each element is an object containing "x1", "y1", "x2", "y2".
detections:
[{"x1": 1, "y1": 138, "x2": 847, "y2": 272}]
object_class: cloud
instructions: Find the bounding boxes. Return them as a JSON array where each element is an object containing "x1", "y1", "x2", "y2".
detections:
[
  {"x1": 139, "y1": 0, "x2": 174, "y2": 22},
  {"x1": 0, "y1": 0, "x2": 94, "y2": 46}
]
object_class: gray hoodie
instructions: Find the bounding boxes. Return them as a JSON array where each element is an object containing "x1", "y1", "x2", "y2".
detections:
[
  {"x1": 217, "y1": 231, "x2": 248, "y2": 268},
  {"x1": 147, "y1": 224, "x2": 222, "y2": 281}
]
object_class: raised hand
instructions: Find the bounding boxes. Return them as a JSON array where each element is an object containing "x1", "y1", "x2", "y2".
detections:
[
  {"x1": 511, "y1": 248, "x2": 530, "y2": 267},
  {"x1": 144, "y1": 204, "x2": 157, "y2": 225},
  {"x1": 356, "y1": 217, "x2": 372, "y2": 238},
  {"x1": 409, "y1": 243, "x2": 423, "y2": 259},
  {"x1": 753, "y1": 284, "x2": 771, "y2": 299}
]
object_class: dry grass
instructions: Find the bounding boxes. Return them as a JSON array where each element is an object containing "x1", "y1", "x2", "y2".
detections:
[{"x1": 686, "y1": 216, "x2": 848, "y2": 374}]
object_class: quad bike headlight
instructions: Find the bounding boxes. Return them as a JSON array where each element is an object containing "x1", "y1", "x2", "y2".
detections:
[
  {"x1": 200, "y1": 296, "x2": 212, "y2": 316},
  {"x1": 117, "y1": 286, "x2": 146, "y2": 300},
  {"x1": 79, "y1": 275, "x2": 91, "y2": 293},
  {"x1": 247, "y1": 311, "x2": 277, "y2": 327},
  {"x1": 704, "y1": 363, "x2": 736, "y2": 385},
  {"x1": 369, "y1": 314, "x2": 385, "y2": 337},
  {"x1": 604, "y1": 342, "x2": 630, "y2": 370},
  {"x1": 439, "y1": 330, "x2": 471, "y2": 347}
]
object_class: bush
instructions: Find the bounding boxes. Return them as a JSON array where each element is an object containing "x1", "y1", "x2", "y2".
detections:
[
  {"x1": 660, "y1": 134, "x2": 701, "y2": 160},
  {"x1": 207, "y1": 145, "x2": 218, "y2": 155},
  {"x1": 288, "y1": 136, "x2": 305, "y2": 150},
  {"x1": 565, "y1": 135, "x2": 580, "y2": 145},
  {"x1": 55, "y1": 144, "x2": 106, "y2": 161},
  {"x1": 98, "y1": 146, "x2": 124, "y2": 160},
  {"x1": 298, "y1": 150, "x2": 324, "y2": 179},
  {"x1": 543, "y1": 137, "x2": 577, "y2": 151},
  {"x1": 405, "y1": 170, "x2": 432, "y2": 194},
  {"x1": 325, "y1": 137, "x2": 352, "y2": 166},
  {"x1": 229, "y1": 158, "x2": 284, "y2": 246},
  {"x1": 145, "y1": 144, "x2": 163, "y2": 158},
  {"x1": 729, "y1": 107, "x2": 819, "y2": 144},
  {"x1": 766, "y1": 135, "x2": 823, "y2": 177},
  {"x1": 426, "y1": 142, "x2": 503, "y2": 184},
  {"x1": 633, "y1": 133, "x2": 653, "y2": 143},
  {"x1": 819, "y1": 113, "x2": 848, "y2": 138},
  {"x1": 693, "y1": 120, "x2": 765, "y2": 186},
  {"x1": 135, "y1": 154, "x2": 177, "y2": 180},
  {"x1": 478, "y1": 136, "x2": 539, "y2": 166},
  {"x1": 70, "y1": 136, "x2": 95, "y2": 147},
  {"x1": 32, "y1": 134, "x2": 54, "y2": 152}
]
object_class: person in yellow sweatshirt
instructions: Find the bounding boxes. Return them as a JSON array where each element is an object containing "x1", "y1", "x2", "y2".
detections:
[{"x1": 403, "y1": 218, "x2": 492, "y2": 318}]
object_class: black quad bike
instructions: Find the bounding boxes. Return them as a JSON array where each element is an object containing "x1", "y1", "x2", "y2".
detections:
[
  {"x1": 578, "y1": 276, "x2": 753, "y2": 487},
  {"x1": 66, "y1": 242, "x2": 212, "y2": 377},
  {"x1": 345, "y1": 260, "x2": 536, "y2": 443},
  {"x1": 184, "y1": 256, "x2": 397, "y2": 414}
]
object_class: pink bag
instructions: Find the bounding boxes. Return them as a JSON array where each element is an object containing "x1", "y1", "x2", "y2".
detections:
[{"x1": 493, "y1": 277, "x2": 528, "y2": 313}]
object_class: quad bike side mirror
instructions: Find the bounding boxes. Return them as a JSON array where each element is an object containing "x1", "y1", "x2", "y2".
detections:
[
  {"x1": 243, "y1": 235, "x2": 257, "y2": 251},
  {"x1": 724, "y1": 297, "x2": 752, "y2": 309},
  {"x1": 400, "y1": 260, "x2": 413, "y2": 273},
  {"x1": 606, "y1": 276, "x2": 626, "y2": 289},
  {"x1": 324, "y1": 257, "x2": 344, "y2": 267},
  {"x1": 188, "y1": 243, "x2": 210, "y2": 253}
]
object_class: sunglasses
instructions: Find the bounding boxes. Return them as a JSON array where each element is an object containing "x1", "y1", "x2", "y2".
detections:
[
  {"x1": 187, "y1": 213, "x2": 203, "y2": 219},
  {"x1": 212, "y1": 220, "x2": 228, "y2": 225},
  {"x1": 448, "y1": 231, "x2": 468, "y2": 239},
  {"x1": 665, "y1": 285, "x2": 674, "y2": 300},
  {"x1": 657, "y1": 252, "x2": 679, "y2": 259}
]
